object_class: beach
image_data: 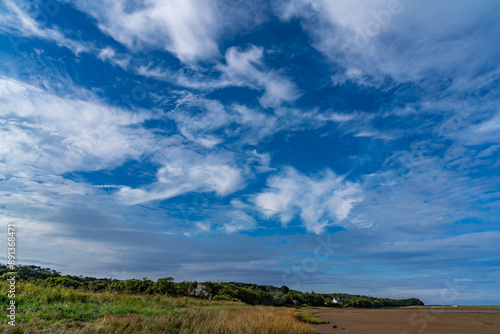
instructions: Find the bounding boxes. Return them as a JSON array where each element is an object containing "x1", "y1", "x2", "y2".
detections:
[{"x1": 313, "y1": 306, "x2": 500, "y2": 334}]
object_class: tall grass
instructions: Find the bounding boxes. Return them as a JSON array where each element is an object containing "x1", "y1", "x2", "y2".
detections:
[{"x1": 0, "y1": 282, "x2": 314, "y2": 333}]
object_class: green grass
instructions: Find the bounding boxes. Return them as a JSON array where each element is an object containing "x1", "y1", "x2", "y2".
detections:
[
  {"x1": 299, "y1": 310, "x2": 329, "y2": 324},
  {"x1": 0, "y1": 281, "x2": 315, "y2": 333}
]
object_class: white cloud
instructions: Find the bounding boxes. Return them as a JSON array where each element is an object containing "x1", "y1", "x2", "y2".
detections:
[
  {"x1": 222, "y1": 210, "x2": 258, "y2": 234},
  {"x1": 219, "y1": 45, "x2": 300, "y2": 108},
  {"x1": 89, "y1": 0, "x2": 219, "y2": 62},
  {"x1": 0, "y1": 1, "x2": 145, "y2": 72},
  {"x1": 355, "y1": 139, "x2": 500, "y2": 235},
  {"x1": 0, "y1": 173, "x2": 98, "y2": 221},
  {"x1": 0, "y1": 80, "x2": 251, "y2": 206},
  {"x1": 0, "y1": 76, "x2": 267, "y2": 217},
  {"x1": 0, "y1": 76, "x2": 158, "y2": 175},
  {"x1": 69, "y1": 0, "x2": 265, "y2": 63},
  {"x1": 117, "y1": 149, "x2": 246, "y2": 205},
  {"x1": 169, "y1": 93, "x2": 354, "y2": 148},
  {"x1": 169, "y1": 96, "x2": 229, "y2": 148},
  {"x1": 402, "y1": 74, "x2": 500, "y2": 146},
  {"x1": 462, "y1": 112, "x2": 500, "y2": 145},
  {"x1": 275, "y1": 0, "x2": 500, "y2": 88},
  {"x1": 253, "y1": 167, "x2": 363, "y2": 234},
  {"x1": 247, "y1": 150, "x2": 275, "y2": 173},
  {"x1": 97, "y1": 47, "x2": 131, "y2": 69},
  {"x1": 142, "y1": 45, "x2": 301, "y2": 108},
  {"x1": 190, "y1": 210, "x2": 257, "y2": 235},
  {"x1": 0, "y1": 0, "x2": 91, "y2": 55},
  {"x1": 0, "y1": 216, "x2": 117, "y2": 269}
]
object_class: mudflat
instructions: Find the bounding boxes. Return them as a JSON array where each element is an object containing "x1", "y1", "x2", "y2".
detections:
[{"x1": 313, "y1": 306, "x2": 500, "y2": 334}]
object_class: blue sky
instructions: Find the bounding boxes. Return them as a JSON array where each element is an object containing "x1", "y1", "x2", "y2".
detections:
[{"x1": 0, "y1": 0, "x2": 499, "y2": 305}]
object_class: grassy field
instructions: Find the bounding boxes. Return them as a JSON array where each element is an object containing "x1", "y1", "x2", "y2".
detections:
[{"x1": 0, "y1": 281, "x2": 316, "y2": 333}]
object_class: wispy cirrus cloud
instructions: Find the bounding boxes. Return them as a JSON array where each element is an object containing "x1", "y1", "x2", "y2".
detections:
[
  {"x1": 137, "y1": 44, "x2": 301, "y2": 109},
  {"x1": 170, "y1": 93, "x2": 354, "y2": 147},
  {"x1": 0, "y1": 0, "x2": 91, "y2": 54},
  {"x1": 218, "y1": 45, "x2": 300, "y2": 108},
  {"x1": 0, "y1": 76, "x2": 158, "y2": 175},
  {"x1": 188, "y1": 209, "x2": 258, "y2": 236},
  {"x1": 0, "y1": 0, "x2": 136, "y2": 74},
  {"x1": 0, "y1": 74, "x2": 253, "y2": 210}
]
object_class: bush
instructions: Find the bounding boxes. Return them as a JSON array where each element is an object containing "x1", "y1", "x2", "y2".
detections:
[
  {"x1": 45, "y1": 277, "x2": 83, "y2": 289},
  {"x1": 110, "y1": 279, "x2": 154, "y2": 294},
  {"x1": 212, "y1": 294, "x2": 239, "y2": 302},
  {"x1": 88, "y1": 281, "x2": 109, "y2": 292},
  {"x1": 155, "y1": 277, "x2": 175, "y2": 295}
]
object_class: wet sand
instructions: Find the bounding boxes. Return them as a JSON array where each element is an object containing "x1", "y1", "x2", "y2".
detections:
[{"x1": 313, "y1": 306, "x2": 500, "y2": 334}]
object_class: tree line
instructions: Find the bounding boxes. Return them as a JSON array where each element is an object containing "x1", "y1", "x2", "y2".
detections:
[{"x1": 1, "y1": 264, "x2": 423, "y2": 308}]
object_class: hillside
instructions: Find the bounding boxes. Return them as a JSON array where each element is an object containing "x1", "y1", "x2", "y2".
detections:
[{"x1": 1, "y1": 264, "x2": 423, "y2": 308}]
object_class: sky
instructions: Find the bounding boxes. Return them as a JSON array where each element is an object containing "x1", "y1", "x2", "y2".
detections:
[{"x1": 0, "y1": 0, "x2": 499, "y2": 305}]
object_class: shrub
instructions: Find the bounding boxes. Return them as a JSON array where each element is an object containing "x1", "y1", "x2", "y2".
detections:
[
  {"x1": 154, "y1": 277, "x2": 175, "y2": 296},
  {"x1": 45, "y1": 277, "x2": 83, "y2": 289}
]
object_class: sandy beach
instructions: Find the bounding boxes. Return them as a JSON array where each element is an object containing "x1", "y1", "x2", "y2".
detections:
[{"x1": 313, "y1": 306, "x2": 500, "y2": 334}]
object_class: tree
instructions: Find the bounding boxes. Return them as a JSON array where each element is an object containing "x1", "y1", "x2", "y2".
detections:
[
  {"x1": 154, "y1": 277, "x2": 175, "y2": 295},
  {"x1": 45, "y1": 277, "x2": 82, "y2": 289}
]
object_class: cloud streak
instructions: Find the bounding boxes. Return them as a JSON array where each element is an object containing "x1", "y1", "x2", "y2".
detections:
[{"x1": 0, "y1": 76, "x2": 157, "y2": 175}]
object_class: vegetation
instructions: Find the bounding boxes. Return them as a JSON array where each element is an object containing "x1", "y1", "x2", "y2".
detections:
[
  {"x1": 0, "y1": 281, "x2": 314, "y2": 333},
  {"x1": 0, "y1": 264, "x2": 424, "y2": 309},
  {"x1": 299, "y1": 310, "x2": 329, "y2": 324},
  {"x1": 0, "y1": 264, "x2": 424, "y2": 333}
]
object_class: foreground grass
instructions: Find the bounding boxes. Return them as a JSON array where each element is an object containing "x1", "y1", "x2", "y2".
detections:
[
  {"x1": 299, "y1": 310, "x2": 329, "y2": 324},
  {"x1": 0, "y1": 282, "x2": 314, "y2": 333}
]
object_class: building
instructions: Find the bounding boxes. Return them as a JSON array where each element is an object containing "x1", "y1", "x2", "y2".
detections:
[{"x1": 332, "y1": 298, "x2": 343, "y2": 305}]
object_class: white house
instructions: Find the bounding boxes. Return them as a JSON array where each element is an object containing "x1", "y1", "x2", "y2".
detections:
[
  {"x1": 195, "y1": 283, "x2": 211, "y2": 299},
  {"x1": 332, "y1": 298, "x2": 343, "y2": 305}
]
